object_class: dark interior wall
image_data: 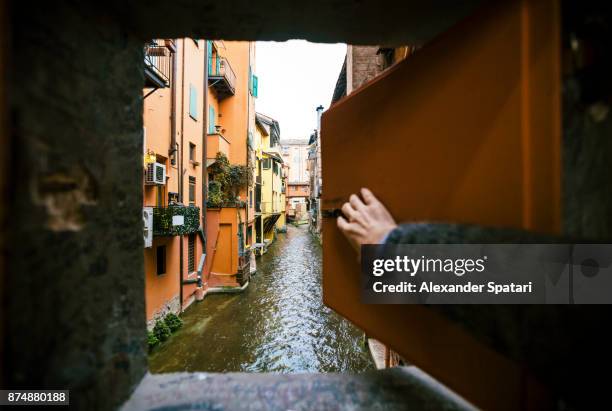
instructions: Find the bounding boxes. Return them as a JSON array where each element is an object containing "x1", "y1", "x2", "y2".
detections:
[
  {"x1": 110, "y1": 0, "x2": 481, "y2": 46},
  {"x1": 562, "y1": 1, "x2": 612, "y2": 240},
  {"x1": 6, "y1": 3, "x2": 147, "y2": 409}
]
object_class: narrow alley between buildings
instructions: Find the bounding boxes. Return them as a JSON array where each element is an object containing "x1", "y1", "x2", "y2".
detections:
[{"x1": 149, "y1": 225, "x2": 374, "y2": 373}]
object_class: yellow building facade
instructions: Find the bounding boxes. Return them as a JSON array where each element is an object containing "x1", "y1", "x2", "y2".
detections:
[{"x1": 252, "y1": 113, "x2": 285, "y2": 254}]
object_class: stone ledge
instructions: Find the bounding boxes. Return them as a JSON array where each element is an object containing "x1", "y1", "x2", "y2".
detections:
[{"x1": 122, "y1": 367, "x2": 476, "y2": 411}]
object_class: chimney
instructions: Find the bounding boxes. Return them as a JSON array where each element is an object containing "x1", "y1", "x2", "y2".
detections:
[{"x1": 316, "y1": 105, "x2": 324, "y2": 132}]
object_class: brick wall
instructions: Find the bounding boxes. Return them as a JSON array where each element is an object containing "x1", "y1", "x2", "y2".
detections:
[{"x1": 348, "y1": 45, "x2": 384, "y2": 93}]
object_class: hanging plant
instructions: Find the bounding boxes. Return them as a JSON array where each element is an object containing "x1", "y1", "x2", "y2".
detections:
[{"x1": 208, "y1": 152, "x2": 252, "y2": 207}]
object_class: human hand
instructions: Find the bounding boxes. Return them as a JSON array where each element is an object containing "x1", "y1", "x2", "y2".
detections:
[{"x1": 336, "y1": 188, "x2": 397, "y2": 254}]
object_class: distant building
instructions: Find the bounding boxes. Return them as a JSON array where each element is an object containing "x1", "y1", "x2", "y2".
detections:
[
  {"x1": 280, "y1": 139, "x2": 310, "y2": 183},
  {"x1": 280, "y1": 139, "x2": 310, "y2": 222},
  {"x1": 308, "y1": 106, "x2": 324, "y2": 240}
]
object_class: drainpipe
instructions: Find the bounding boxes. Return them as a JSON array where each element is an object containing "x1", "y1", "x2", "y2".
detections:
[
  {"x1": 169, "y1": 39, "x2": 178, "y2": 166},
  {"x1": 200, "y1": 39, "x2": 209, "y2": 288},
  {"x1": 179, "y1": 39, "x2": 186, "y2": 312}
]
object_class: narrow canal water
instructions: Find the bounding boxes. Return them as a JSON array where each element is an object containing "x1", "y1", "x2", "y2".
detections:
[{"x1": 149, "y1": 225, "x2": 374, "y2": 373}]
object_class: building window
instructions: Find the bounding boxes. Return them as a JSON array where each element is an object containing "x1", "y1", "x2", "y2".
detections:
[
  {"x1": 208, "y1": 105, "x2": 215, "y2": 133},
  {"x1": 207, "y1": 41, "x2": 213, "y2": 74},
  {"x1": 262, "y1": 158, "x2": 271, "y2": 169},
  {"x1": 189, "y1": 143, "x2": 196, "y2": 162},
  {"x1": 189, "y1": 84, "x2": 197, "y2": 120},
  {"x1": 188, "y1": 234, "x2": 195, "y2": 273},
  {"x1": 252, "y1": 74, "x2": 258, "y2": 98},
  {"x1": 156, "y1": 246, "x2": 166, "y2": 275},
  {"x1": 189, "y1": 176, "x2": 196, "y2": 205},
  {"x1": 249, "y1": 190, "x2": 253, "y2": 208}
]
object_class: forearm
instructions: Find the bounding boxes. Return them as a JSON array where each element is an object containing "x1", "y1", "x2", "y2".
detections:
[{"x1": 384, "y1": 222, "x2": 564, "y2": 244}]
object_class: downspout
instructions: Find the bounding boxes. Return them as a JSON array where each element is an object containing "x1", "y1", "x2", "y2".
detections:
[
  {"x1": 179, "y1": 39, "x2": 186, "y2": 312},
  {"x1": 169, "y1": 39, "x2": 178, "y2": 166}
]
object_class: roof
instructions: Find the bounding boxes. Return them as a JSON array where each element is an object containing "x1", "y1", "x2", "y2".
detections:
[
  {"x1": 256, "y1": 112, "x2": 280, "y2": 146},
  {"x1": 331, "y1": 56, "x2": 347, "y2": 105}
]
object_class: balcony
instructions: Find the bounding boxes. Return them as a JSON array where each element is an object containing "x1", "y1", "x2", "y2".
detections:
[
  {"x1": 153, "y1": 205, "x2": 200, "y2": 236},
  {"x1": 257, "y1": 202, "x2": 280, "y2": 214},
  {"x1": 144, "y1": 40, "x2": 173, "y2": 88},
  {"x1": 208, "y1": 57, "x2": 236, "y2": 99},
  {"x1": 207, "y1": 133, "x2": 230, "y2": 162}
]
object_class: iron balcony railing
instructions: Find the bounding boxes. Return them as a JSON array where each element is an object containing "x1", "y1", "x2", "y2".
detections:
[
  {"x1": 144, "y1": 40, "x2": 173, "y2": 88},
  {"x1": 153, "y1": 205, "x2": 200, "y2": 236},
  {"x1": 208, "y1": 57, "x2": 236, "y2": 99}
]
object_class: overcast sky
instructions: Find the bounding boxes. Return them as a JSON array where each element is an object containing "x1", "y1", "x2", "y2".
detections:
[{"x1": 254, "y1": 40, "x2": 346, "y2": 141}]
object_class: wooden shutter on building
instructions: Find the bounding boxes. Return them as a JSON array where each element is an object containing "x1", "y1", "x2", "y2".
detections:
[
  {"x1": 188, "y1": 234, "x2": 195, "y2": 273},
  {"x1": 189, "y1": 84, "x2": 197, "y2": 119},
  {"x1": 207, "y1": 40, "x2": 213, "y2": 74},
  {"x1": 208, "y1": 105, "x2": 215, "y2": 134},
  {"x1": 188, "y1": 176, "x2": 196, "y2": 205},
  {"x1": 322, "y1": 0, "x2": 560, "y2": 409},
  {"x1": 252, "y1": 75, "x2": 258, "y2": 98}
]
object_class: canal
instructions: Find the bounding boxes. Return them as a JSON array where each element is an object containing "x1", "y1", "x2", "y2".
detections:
[{"x1": 149, "y1": 225, "x2": 374, "y2": 373}]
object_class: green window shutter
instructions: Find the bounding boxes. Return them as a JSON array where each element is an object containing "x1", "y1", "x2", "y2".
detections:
[
  {"x1": 189, "y1": 84, "x2": 197, "y2": 119},
  {"x1": 208, "y1": 105, "x2": 215, "y2": 134},
  {"x1": 207, "y1": 41, "x2": 213, "y2": 74},
  {"x1": 253, "y1": 75, "x2": 258, "y2": 98}
]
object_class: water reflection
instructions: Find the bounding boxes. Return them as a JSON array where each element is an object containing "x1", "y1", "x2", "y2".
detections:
[{"x1": 149, "y1": 225, "x2": 374, "y2": 373}]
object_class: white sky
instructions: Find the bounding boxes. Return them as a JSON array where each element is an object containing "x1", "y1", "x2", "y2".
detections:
[{"x1": 254, "y1": 40, "x2": 346, "y2": 141}]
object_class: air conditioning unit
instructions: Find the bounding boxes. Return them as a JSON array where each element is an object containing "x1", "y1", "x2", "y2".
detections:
[
  {"x1": 145, "y1": 162, "x2": 166, "y2": 185},
  {"x1": 143, "y1": 207, "x2": 153, "y2": 248}
]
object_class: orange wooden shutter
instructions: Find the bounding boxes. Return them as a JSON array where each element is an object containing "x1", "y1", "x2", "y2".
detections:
[{"x1": 322, "y1": 0, "x2": 560, "y2": 409}]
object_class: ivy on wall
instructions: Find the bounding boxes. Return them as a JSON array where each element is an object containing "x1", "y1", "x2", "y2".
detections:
[
  {"x1": 153, "y1": 205, "x2": 200, "y2": 236},
  {"x1": 207, "y1": 152, "x2": 253, "y2": 208}
]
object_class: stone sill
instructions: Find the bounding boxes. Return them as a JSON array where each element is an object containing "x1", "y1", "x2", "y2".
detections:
[{"x1": 121, "y1": 367, "x2": 475, "y2": 411}]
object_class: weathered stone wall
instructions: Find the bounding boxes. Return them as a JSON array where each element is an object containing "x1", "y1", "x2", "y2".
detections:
[
  {"x1": 6, "y1": 3, "x2": 147, "y2": 409},
  {"x1": 146, "y1": 296, "x2": 180, "y2": 331}
]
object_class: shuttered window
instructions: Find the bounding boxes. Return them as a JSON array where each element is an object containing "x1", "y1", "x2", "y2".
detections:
[
  {"x1": 252, "y1": 75, "x2": 258, "y2": 98},
  {"x1": 207, "y1": 40, "x2": 213, "y2": 74},
  {"x1": 188, "y1": 176, "x2": 196, "y2": 205},
  {"x1": 189, "y1": 84, "x2": 197, "y2": 119},
  {"x1": 188, "y1": 234, "x2": 195, "y2": 273},
  {"x1": 208, "y1": 105, "x2": 215, "y2": 134}
]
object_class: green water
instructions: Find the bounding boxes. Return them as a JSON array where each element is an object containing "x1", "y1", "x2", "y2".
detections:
[{"x1": 149, "y1": 225, "x2": 374, "y2": 373}]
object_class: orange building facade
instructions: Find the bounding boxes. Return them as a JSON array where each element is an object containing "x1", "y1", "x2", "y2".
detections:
[
  {"x1": 143, "y1": 39, "x2": 256, "y2": 328},
  {"x1": 205, "y1": 41, "x2": 256, "y2": 288}
]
